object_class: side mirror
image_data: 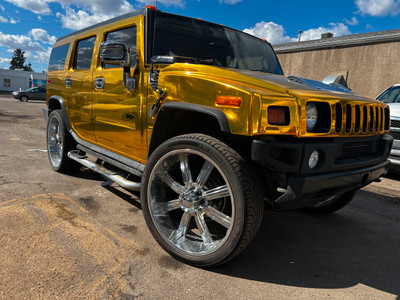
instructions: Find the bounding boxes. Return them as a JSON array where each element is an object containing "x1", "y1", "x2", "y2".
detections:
[
  {"x1": 100, "y1": 42, "x2": 130, "y2": 67},
  {"x1": 100, "y1": 41, "x2": 137, "y2": 92}
]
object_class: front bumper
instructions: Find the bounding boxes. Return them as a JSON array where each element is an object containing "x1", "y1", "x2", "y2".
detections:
[{"x1": 251, "y1": 134, "x2": 393, "y2": 210}]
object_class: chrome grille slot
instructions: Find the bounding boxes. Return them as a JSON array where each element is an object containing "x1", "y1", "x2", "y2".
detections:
[
  {"x1": 369, "y1": 106, "x2": 374, "y2": 132},
  {"x1": 379, "y1": 107, "x2": 383, "y2": 131},
  {"x1": 375, "y1": 107, "x2": 379, "y2": 131},
  {"x1": 346, "y1": 104, "x2": 352, "y2": 133},
  {"x1": 355, "y1": 105, "x2": 360, "y2": 133},
  {"x1": 335, "y1": 103, "x2": 342, "y2": 133},
  {"x1": 362, "y1": 106, "x2": 368, "y2": 132}
]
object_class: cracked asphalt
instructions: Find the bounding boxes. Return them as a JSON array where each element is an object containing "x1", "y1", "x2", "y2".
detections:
[{"x1": 0, "y1": 97, "x2": 399, "y2": 299}]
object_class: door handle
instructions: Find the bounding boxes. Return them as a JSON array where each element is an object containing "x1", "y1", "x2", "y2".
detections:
[
  {"x1": 95, "y1": 78, "x2": 105, "y2": 90},
  {"x1": 65, "y1": 78, "x2": 72, "y2": 87}
]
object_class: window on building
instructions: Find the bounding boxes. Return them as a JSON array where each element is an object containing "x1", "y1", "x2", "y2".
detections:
[
  {"x1": 74, "y1": 36, "x2": 96, "y2": 70},
  {"x1": 4, "y1": 78, "x2": 10, "y2": 87}
]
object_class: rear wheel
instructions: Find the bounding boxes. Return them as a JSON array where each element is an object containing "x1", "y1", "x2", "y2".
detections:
[
  {"x1": 304, "y1": 191, "x2": 356, "y2": 214},
  {"x1": 46, "y1": 110, "x2": 80, "y2": 173},
  {"x1": 141, "y1": 134, "x2": 264, "y2": 267}
]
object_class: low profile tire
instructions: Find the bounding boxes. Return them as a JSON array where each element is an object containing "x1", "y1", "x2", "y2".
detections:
[
  {"x1": 141, "y1": 134, "x2": 264, "y2": 267},
  {"x1": 303, "y1": 191, "x2": 357, "y2": 214},
  {"x1": 46, "y1": 110, "x2": 80, "y2": 173},
  {"x1": 20, "y1": 96, "x2": 28, "y2": 102}
]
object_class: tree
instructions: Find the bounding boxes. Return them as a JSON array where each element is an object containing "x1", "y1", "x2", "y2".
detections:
[
  {"x1": 9, "y1": 48, "x2": 34, "y2": 72},
  {"x1": 10, "y1": 48, "x2": 26, "y2": 70}
]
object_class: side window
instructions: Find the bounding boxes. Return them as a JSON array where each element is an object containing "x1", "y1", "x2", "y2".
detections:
[
  {"x1": 48, "y1": 44, "x2": 69, "y2": 71},
  {"x1": 74, "y1": 36, "x2": 96, "y2": 70},
  {"x1": 104, "y1": 27, "x2": 136, "y2": 69}
]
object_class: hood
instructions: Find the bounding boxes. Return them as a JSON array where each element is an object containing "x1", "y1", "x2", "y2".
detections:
[{"x1": 162, "y1": 63, "x2": 378, "y2": 103}]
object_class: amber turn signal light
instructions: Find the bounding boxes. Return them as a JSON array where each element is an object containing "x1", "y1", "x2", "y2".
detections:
[
  {"x1": 268, "y1": 106, "x2": 289, "y2": 125},
  {"x1": 215, "y1": 96, "x2": 242, "y2": 107}
]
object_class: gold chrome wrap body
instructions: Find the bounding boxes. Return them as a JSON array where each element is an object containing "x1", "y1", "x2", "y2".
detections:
[
  {"x1": 155, "y1": 63, "x2": 389, "y2": 138},
  {"x1": 46, "y1": 8, "x2": 390, "y2": 167}
]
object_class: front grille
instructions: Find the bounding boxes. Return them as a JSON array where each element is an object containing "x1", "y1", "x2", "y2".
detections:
[
  {"x1": 334, "y1": 103, "x2": 389, "y2": 134},
  {"x1": 341, "y1": 141, "x2": 373, "y2": 159},
  {"x1": 391, "y1": 119, "x2": 400, "y2": 128}
]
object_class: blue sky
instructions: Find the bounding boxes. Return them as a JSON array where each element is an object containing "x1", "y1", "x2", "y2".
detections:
[{"x1": 1, "y1": 0, "x2": 400, "y2": 72}]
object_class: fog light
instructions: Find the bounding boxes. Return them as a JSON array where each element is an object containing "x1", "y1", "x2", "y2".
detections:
[{"x1": 309, "y1": 150, "x2": 319, "y2": 169}]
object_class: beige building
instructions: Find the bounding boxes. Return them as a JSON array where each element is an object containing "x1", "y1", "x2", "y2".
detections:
[{"x1": 273, "y1": 29, "x2": 400, "y2": 98}]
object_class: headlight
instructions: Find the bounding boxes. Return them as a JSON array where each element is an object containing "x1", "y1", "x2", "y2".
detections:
[{"x1": 306, "y1": 102, "x2": 318, "y2": 131}]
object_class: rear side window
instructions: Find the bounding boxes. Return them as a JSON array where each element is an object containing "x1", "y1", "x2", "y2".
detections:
[
  {"x1": 48, "y1": 44, "x2": 69, "y2": 71},
  {"x1": 104, "y1": 27, "x2": 136, "y2": 69},
  {"x1": 74, "y1": 36, "x2": 96, "y2": 70}
]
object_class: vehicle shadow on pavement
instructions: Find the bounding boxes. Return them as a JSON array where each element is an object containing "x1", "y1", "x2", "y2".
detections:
[{"x1": 214, "y1": 189, "x2": 400, "y2": 297}]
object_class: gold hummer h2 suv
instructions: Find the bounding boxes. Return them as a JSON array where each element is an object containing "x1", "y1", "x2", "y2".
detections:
[{"x1": 44, "y1": 6, "x2": 393, "y2": 267}]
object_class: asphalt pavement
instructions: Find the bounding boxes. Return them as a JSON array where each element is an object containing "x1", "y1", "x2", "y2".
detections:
[{"x1": 0, "y1": 97, "x2": 399, "y2": 299}]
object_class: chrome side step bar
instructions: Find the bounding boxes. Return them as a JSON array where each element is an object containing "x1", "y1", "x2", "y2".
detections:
[{"x1": 68, "y1": 150, "x2": 141, "y2": 191}]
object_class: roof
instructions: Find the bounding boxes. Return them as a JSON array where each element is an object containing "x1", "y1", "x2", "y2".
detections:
[
  {"x1": 56, "y1": 8, "x2": 146, "y2": 42},
  {"x1": 273, "y1": 28, "x2": 400, "y2": 54}
]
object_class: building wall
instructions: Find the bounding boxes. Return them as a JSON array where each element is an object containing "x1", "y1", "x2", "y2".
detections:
[
  {"x1": 0, "y1": 69, "x2": 47, "y2": 92},
  {"x1": 276, "y1": 41, "x2": 400, "y2": 98}
]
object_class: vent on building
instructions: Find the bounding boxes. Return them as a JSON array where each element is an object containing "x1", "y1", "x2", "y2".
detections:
[{"x1": 321, "y1": 32, "x2": 334, "y2": 39}]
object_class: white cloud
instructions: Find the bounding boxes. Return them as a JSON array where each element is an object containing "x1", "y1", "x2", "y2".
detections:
[
  {"x1": 54, "y1": 0, "x2": 136, "y2": 30},
  {"x1": 4, "y1": 0, "x2": 51, "y2": 14},
  {"x1": 25, "y1": 46, "x2": 52, "y2": 65},
  {"x1": 219, "y1": 0, "x2": 242, "y2": 4},
  {"x1": 300, "y1": 23, "x2": 351, "y2": 41},
  {"x1": 0, "y1": 15, "x2": 19, "y2": 23},
  {"x1": 0, "y1": 5, "x2": 5, "y2": 11},
  {"x1": 244, "y1": 21, "x2": 352, "y2": 44},
  {"x1": 29, "y1": 28, "x2": 57, "y2": 45},
  {"x1": 56, "y1": 7, "x2": 110, "y2": 30},
  {"x1": 0, "y1": 32, "x2": 44, "y2": 51},
  {"x1": 355, "y1": 0, "x2": 400, "y2": 16},
  {"x1": 243, "y1": 21, "x2": 297, "y2": 44},
  {"x1": 0, "y1": 57, "x2": 10, "y2": 64},
  {"x1": 345, "y1": 16, "x2": 359, "y2": 25}
]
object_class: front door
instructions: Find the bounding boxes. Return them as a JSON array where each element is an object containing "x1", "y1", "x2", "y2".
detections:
[{"x1": 92, "y1": 24, "x2": 146, "y2": 163}]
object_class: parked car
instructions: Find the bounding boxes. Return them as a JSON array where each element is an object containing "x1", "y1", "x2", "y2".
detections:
[
  {"x1": 43, "y1": 6, "x2": 392, "y2": 267},
  {"x1": 376, "y1": 85, "x2": 400, "y2": 171},
  {"x1": 12, "y1": 86, "x2": 46, "y2": 101}
]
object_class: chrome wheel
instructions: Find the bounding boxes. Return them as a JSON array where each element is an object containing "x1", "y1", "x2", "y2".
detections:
[
  {"x1": 47, "y1": 114, "x2": 63, "y2": 169},
  {"x1": 46, "y1": 110, "x2": 79, "y2": 173},
  {"x1": 148, "y1": 149, "x2": 234, "y2": 256}
]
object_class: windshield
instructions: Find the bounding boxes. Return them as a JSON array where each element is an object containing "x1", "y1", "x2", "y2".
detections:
[
  {"x1": 149, "y1": 12, "x2": 283, "y2": 75},
  {"x1": 377, "y1": 86, "x2": 400, "y2": 103}
]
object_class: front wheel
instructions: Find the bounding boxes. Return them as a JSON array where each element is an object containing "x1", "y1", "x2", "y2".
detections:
[
  {"x1": 303, "y1": 191, "x2": 357, "y2": 214},
  {"x1": 141, "y1": 134, "x2": 264, "y2": 267},
  {"x1": 20, "y1": 96, "x2": 28, "y2": 102}
]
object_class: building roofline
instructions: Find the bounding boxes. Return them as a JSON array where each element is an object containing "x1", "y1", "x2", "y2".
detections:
[{"x1": 273, "y1": 28, "x2": 400, "y2": 53}]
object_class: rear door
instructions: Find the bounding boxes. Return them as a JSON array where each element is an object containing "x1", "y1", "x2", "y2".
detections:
[{"x1": 65, "y1": 34, "x2": 98, "y2": 142}]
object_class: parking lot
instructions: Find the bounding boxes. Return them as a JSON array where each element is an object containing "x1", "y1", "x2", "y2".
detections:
[{"x1": 0, "y1": 97, "x2": 399, "y2": 299}]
